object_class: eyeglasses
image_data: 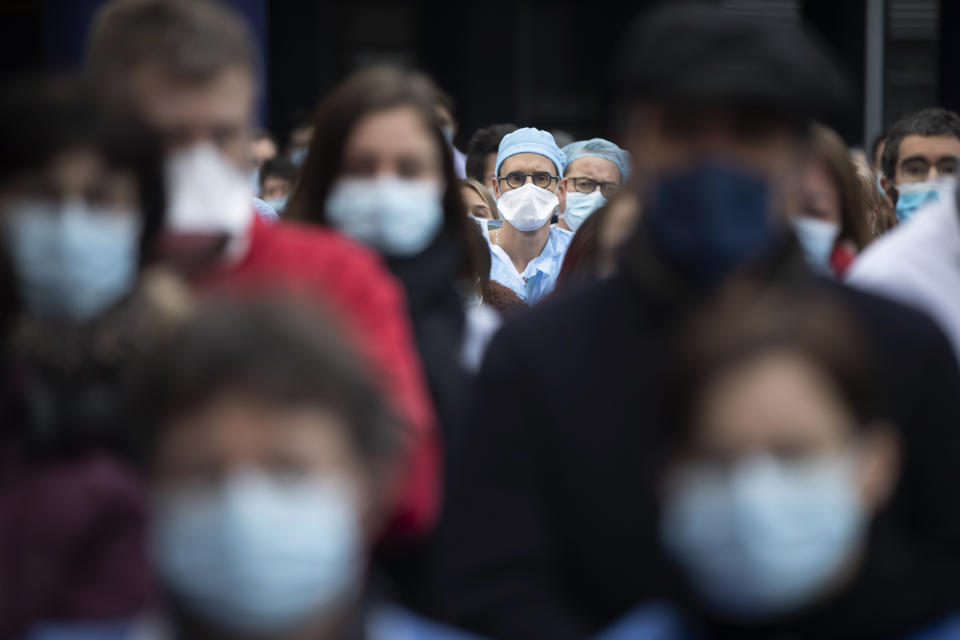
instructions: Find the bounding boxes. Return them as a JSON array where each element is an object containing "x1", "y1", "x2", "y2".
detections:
[
  {"x1": 568, "y1": 177, "x2": 622, "y2": 198},
  {"x1": 899, "y1": 156, "x2": 959, "y2": 182},
  {"x1": 498, "y1": 171, "x2": 559, "y2": 190}
]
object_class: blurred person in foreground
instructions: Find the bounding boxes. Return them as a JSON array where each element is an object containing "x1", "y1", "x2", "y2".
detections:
[
  {"x1": 285, "y1": 65, "x2": 500, "y2": 428},
  {"x1": 43, "y1": 299, "x2": 483, "y2": 640},
  {"x1": 85, "y1": 0, "x2": 439, "y2": 539},
  {"x1": 877, "y1": 108, "x2": 960, "y2": 223},
  {"x1": 465, "y1": 123, "x2": 518, "y2": 194},
  {"x1": 557, "y1": 139, "x2": 631, "y2": 234},
  {"x1": 433, "y1": 5, "x2": 960, "y2": 639},
  {"x1": 603, "y1": 288, "x2": 959, "y2": 640},
  {"x1": 848, "y1": 183, "x2": 960, "y2": 366},
  {"x1": 486, "y1": 127, "x2": 572, "y2": 304},
  {"x1": 789, "y1": 124, "x2": 872, "y2": 277},
  {"x1": 0, "y1": 77, "x2": 182, "y2": 637}
]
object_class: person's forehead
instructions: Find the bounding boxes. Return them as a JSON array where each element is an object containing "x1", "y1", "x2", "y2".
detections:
[
  {"x1": 130, "y1": 61, "x2": 254, "y2": 128},
  {"x1": 898, "y1": 134, "x2": 960, "y2": 161},
  {"x1": 500, "y1": 152, "x2": 557, "y2": 174},
  {"x1": 566, "y1": 156, "x2": 621, "y2": 181},
  {"x1": 262, "y1": 175, "x2": 290, "y2": 186}
]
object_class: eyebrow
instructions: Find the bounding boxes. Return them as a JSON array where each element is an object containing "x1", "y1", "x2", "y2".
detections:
[{"x1": 900, "y1": 154, "x2": 959, "y2": 163}]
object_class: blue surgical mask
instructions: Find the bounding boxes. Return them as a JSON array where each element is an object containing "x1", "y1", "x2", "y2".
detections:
[
  {"x1": 643, "y1": 161, "x2": 781, "y2": 286},
  {"x1": 661, "y1": 454, "x2": 866, "y2": 619},
  {"x1": 441, "y1": 127, "x2": 455, "y2": 146},
  {"x1": 563, "y1": 191, "x2": 606, "y2": 232},
  {"x1": 265, "y1": 195, "x2": 288, "y2": 214},
  {"x1": 2, "y1": 199, "x2": 140, "y2": 321},
  {"x1": 151, "y1": 472, "x2": 362, "y2": 635},
  {"x1": 894, "y1": 180, "x2": 953, "y2": 222},
  {"x1": 325, "y1": 176, "x2": 444, "y2": 256},
  {"x1": 789, "y1": 216, "x2": 839, "y2": 275},
  {"x1": 290, "y1": 146, "x2": 308, "y2": 168}
]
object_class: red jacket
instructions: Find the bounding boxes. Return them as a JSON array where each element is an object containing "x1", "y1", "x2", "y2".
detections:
[{"x1": 195, "y1": 216, "x2": 440, "y2": 537}]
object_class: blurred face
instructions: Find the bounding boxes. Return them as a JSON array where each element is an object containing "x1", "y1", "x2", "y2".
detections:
[
  {"x1": 153, "y1": 393, "x2": 380, "y2": 536},
  {"x1": 625, "y1": 103, "x2": 805, "y2": 218},
  {"x1": 461, "y1": 185, "x2": 494, "y2": 219},
  {"x1": 250, "y1": 137, "x2": 277, "y2": 169},
  {"x1": 494, "y1": 153, "x2": 567, "y2": 212},
  {"x1": 435, "y1": 105, "x2": 457, "y2": 139},
  {"x1": 289, "y1": 125, "x2": 314, "y2": 151},
  {"x1": 261, "y1": 176, "x2": 292, "y2": 201},
  {"x1": 340, "y1": 107, "x2": 443, "y2": 184},
  {"x1": 893, "y1": 134, "x2": 960, "y2": 185},
  {"x1": 0, "y1": 147, "x2": 138, "y2": 216},
  {"x1": 793, "y1": 159, "x2": 842, "y2": 225},
  {"x1": 668, "y1": 351, "x2": 897, "y2": 514},
  {"x1": 130, "y1": 62, "x2": 255, "y2": 168}
]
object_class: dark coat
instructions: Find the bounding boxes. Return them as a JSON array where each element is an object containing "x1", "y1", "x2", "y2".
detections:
[{"x1": 432, "y1": 244, "x2": 960, "y2": 640}]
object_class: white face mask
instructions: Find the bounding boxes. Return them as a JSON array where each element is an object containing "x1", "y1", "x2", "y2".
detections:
[
  {"x1": 496, "y1": 183, "x2": 559, "y2": 232},
  {"x1": 165, "y1": 143, "x2": 253, "y2": 242},
  {"x1": 151, "y1": 472, "x2": 362, "y2": 635},
  {"x1": 660, "y1": 454, "x2": 866, "y2": 619},
  {"x1": 325, "y1": 176, "x2": 444, "y2": 257},
  {"x1": 789, "y1": 216, "x2": 840, "y2": 275}
]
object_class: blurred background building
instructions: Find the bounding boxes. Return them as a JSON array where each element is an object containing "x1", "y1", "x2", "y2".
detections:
[{"x1": 1, "y1": 0, "x2": 955, "y2": 151}]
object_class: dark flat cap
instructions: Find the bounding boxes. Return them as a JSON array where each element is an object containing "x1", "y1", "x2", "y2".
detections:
[{"x1": 613, "y1": 2, "x2": 850, "y2": 122}]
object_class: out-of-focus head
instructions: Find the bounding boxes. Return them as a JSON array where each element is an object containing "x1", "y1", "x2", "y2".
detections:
[
  {"x1": 465, "y1": 123, "x2": 518, "y2": 187},
  {"x1": 461, "y1": 179, "x2": 499, "y2": 220},
  {"x1": 250, "y1": 129, "x2": 278, "y2": 169},
  {"x1": 142, "y1": 297, "x2": 400, "y2": 634},
  {"x1": 0, "y1": 76, "x2": 165, "y2": 321},
  {"x1": 880, "y1": 108, "x2": 960, "y2": 217},
  {"x1": 789, "y1": 125, "x2": 871, "y2": 274},
  {"x1": 661, "y1": 288, "x2": 898, "y2": 619},
  {"x1": 86, "y1": 0, "x2": 259, "y2": 167},
  {"x1": 287, "y1": 65, "x2": 482, "y2": 282},
  {"x1": 433, "y1": 87, "x2": 458, "y2": 145},
  {"x1": 562, "y1": 139, "x2": 632, "y2": 232},
  {"x1": 614, "y1": 2, "x2": 848, "y2": 200},
  {"x1": 259, "y1": 156, "x2": 296, "y2": 213}
]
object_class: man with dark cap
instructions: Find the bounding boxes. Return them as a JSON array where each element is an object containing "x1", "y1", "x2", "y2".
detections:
[{"x1": 432, "y1": 5, "x2": 960, "y2": 640}]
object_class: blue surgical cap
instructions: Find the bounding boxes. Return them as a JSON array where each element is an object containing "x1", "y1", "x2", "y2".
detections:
[
  {"x1": 495, "y1": 127, "x2": 566, "y2": 177},
  {"x1": 562, "y1": 138, "x2": 632, "y2": 180}
]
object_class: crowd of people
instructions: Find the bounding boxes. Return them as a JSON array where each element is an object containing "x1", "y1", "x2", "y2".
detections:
[{"x1": 2, "y1": 1, "x2": 960, "y2": 639}]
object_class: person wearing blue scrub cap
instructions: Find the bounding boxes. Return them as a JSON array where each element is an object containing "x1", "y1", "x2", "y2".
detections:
[
  {"x1": 558, "y1": 138, "x2": 631, "y2": 233},
  {"x1": 487, "y1": 127, "x2": 572, "y2": 304}
]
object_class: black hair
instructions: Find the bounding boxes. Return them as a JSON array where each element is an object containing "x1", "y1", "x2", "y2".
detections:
[
  {"x1": 0, "y1": 75, "x2": 166, "y2": 265},
  {"x1": 465, "y1": 123, "x2": 518, "y2": 182},
  {"x1": 137, "y1": 296, "x2": 401, "y2": 467},
  {"x1": 259, "y1": 156, "x2": 297, "y2": 188},
  {"x1": 881, "y1": 108, "x2": 960, "y2": 182}
]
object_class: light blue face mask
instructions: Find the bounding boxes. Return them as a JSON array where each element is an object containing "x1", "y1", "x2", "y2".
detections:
[
  {"x1": 151, "y1": 472, "x2": 362, "y2": 635},
  {"x1": 325, "y1": 176, "x2": 444, "y2": 257},
  {"x1": 894, "y1": 180, "x2": 953, "y2": 222},
  {"x1": 563, "y1": 191, "x2": 606, "y2": 232},
  {"x1": 441, "y1": 127, "x2": 455, "y2": 146},
  {"x1": 264, "y1": 195, "x2": 288, "y2": 214},
  {"x1": 660, "y1": 454, "x2": 866, "y2": 619},
  {"x1": 289, "y1": 146, "x2": 308, "y2": 168},
  {"x1": 2, "y1": 199, "x2": 140, "y2": 321},
  {"x1": 789, "y1": 216, "x2": 839, "y2": 275}
]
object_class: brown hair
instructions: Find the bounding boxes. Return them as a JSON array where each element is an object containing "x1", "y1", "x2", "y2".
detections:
[
  {"x1": 854, "y1": 163, "x2": 897, "y2": 238},
  {"x1": 462, "y1": 179, "x2": 499, "y2": 220},
  {"x1": 285, "y1": 65, "x2": 483, "y2": 285},
  {"x1": 86, "y1": 0, "x2": 259, "y2": 91},
  {"x1": 664, "y1": 285, "x2": 883, "y2": 449},
  {"x1": 809, "y1": 124, "x2": 873, "y2": 250}
]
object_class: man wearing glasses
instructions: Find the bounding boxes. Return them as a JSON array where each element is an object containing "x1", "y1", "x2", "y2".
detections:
[
  {"x1": 558, "y1": 138, "x2": 631, "y2": 233},
  {"x1": 850, "y1": 107, "x2": 960, "y2": 365},
  {"x1": 877, "y1": 107, "x2": 960, "y2": 222},
  {"x1": 487, "y1": 127, "x2": 572, "y2": 304}
]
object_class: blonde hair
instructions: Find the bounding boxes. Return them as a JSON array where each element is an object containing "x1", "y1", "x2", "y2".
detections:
[
  {"x1": 462, "y1": 178, "x2": 499, "y2": 220},
  {"x1": 854, "y1": 163, "x2": 897, "y2": 238}
]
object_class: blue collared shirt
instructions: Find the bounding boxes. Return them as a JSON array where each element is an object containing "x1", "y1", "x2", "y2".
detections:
[{"x1": 487, "y1": 224, "x2": 573, "y2": 304}]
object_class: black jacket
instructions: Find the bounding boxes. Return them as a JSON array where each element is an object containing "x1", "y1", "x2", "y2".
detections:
[{"x1": 432, "y1": 248, "x2": 960, "y2": 640}]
